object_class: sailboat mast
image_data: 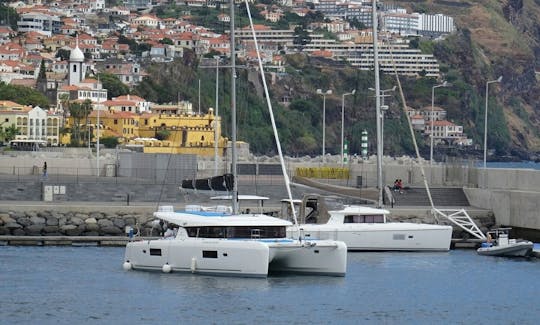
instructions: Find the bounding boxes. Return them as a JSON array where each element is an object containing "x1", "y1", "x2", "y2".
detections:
[
  {"x1": 372, "y1": 0, "x2": 383, "y2": 208},
  {"x1": 230, "y1": 0, "x2": 239, "y2": 214}
]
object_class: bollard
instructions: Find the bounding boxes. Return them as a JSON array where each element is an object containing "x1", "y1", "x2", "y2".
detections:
[{"x1": 126, "y1": 193, "x2": 130, "y2": 206}]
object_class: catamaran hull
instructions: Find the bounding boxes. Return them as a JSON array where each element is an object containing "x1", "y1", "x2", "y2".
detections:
[
  {"x1": 124, "y1": 239, "x2": 270, "y2": 277},
  {"x1": 288, "y1": 224, "x2": 452, "y2": 251},
  {"x1": 268, "y1": 240, "x2": 347, "y2": 276},
  {"x1": 477, "y1": 242, "x2": 533, "y2": 257}
]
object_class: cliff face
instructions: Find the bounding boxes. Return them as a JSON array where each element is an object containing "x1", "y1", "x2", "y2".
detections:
[{"x1": 419, "y1": 0, "x2": 540, "y2": 154}]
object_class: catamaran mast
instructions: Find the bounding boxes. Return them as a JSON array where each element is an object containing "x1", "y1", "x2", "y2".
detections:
[
  {"x1": 372, "y1": 0, "x2": 383, "y2": 208},
  {"x1": 230, "y1": 0, "x2": 239, "y2": 214}
]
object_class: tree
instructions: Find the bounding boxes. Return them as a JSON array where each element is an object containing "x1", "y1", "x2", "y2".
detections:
[
  {"x1": 59, "y1": 93, "x2": 70, "y2": 126},
  {"x1": 98, "y1": 73, "x2": 129, "y2": 99},
  {"x1": 293, "y1": 26, "x2": 311, "y2": 48},
  {"x1": 56, "y1": 49, "x2": 71, "y2": 61},
  {"x1": 100, "y1": 136, "x2": 120, "y2": 148},
  {"x1": 69, "y1": 100, "x2": 93, "y2": 146},
  {"x1": 0, "y1": 82, "x2": 49, "y2": 108},
  {"x1": 0, "y1": 123, "x2": 18, "y2": 143},
  {"x1": 0, "y1": 4, "x2": 19, "y2": 30},
  {"x1": 156, "y1": 129, "x2": 171, "y2": 140},
  {"x1": 160, "y1": 37, "x2": 173, "y2": 45}
]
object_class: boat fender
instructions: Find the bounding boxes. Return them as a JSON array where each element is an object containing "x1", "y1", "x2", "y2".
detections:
[
  {"x1": 190, "y1": 257, "x2": 197, "y2": 273},
  {"x1": 122, "y1": 261, "x2": 132, "y2": 271},
  {"x1": 162, "y1": 263, "x2": 172, "y2": 273}
]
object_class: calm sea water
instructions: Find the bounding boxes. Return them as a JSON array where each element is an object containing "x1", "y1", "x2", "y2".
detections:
[
  {"x1": 483, "y1": 161, "x2": 540, "y2": 170},
  {"x1": 1, "y1": 246, "x2": 539, "y2": 325}
]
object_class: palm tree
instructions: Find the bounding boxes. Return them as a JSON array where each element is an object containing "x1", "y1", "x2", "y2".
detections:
[
  {"x1": 68, "y1": 99, "x2": 94, "y2": 147},
  {"x1": 59, "y1": 93, "x2": 70, "y2": 127}
]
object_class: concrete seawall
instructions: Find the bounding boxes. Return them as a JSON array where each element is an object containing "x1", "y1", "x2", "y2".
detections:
[{"x1": 1, "y1": 151, "x2": 539, "y2": 232}]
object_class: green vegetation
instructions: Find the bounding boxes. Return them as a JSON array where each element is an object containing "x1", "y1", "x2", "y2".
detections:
[
  {"x1": 0, "y1": 123, "x2": 18, "y2": 144},
  {"x1": 0, "y1": 4, "x2": 19, "y2": 30},
  {"x1": 100, "y1": 136, "x2": 120, "y2": 148},
  {"x1": 98, "y1": 73, "x2": 130, "y2": 99},
  {"x1": 0, "y1": 83, "x2": 50, "y2": 108}
]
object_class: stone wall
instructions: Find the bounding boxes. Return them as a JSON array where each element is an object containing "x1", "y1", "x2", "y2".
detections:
[{"x1": 0, "y1": 209, "x2": 162, "y2": 237}]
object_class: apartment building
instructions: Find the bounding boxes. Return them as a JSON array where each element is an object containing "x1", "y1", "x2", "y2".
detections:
[{"x1": 17, "y1": 12, "x2": 63, "y2": 36}]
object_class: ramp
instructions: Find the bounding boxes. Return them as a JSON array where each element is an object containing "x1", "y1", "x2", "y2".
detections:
[{"x1": 291, "y1": 176, "x2": 378, "y2": 203}]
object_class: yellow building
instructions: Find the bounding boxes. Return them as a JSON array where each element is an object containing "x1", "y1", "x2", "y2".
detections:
[
  {"x1": 63, "y1": 107, "x2": 227, "y2": 157},
  {"x1": 134, "y1": 108, "x2": 227, "y2": 156}
]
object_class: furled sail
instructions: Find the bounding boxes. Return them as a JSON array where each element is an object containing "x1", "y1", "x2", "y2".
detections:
[{"x1": 181, "y1": 174, "x2": 234, "y2": 191}]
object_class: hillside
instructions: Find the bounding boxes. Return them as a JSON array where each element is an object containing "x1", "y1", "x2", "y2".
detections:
[{"x1": 404, "y1": 0, "x2": 540, "y2": 155}]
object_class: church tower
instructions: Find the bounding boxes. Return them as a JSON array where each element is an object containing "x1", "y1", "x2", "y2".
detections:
[{"x1": 68, "y1": 35, "x2": 85, "y2": 86}]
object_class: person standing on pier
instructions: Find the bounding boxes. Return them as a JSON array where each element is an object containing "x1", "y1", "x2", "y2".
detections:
[{"x1": 42, "y1": 162, "x2": 48, "y2": 180}]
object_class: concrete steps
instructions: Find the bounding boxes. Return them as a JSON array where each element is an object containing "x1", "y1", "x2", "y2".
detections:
[{"x1": 391, "y1": 187, "x2": 470, "y2": 207}]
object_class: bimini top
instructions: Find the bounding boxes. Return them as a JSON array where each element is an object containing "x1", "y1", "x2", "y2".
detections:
[
  {"x1": 154, "y1": 210, "x2": 292, "y2": 227},
  {"x1": 329, "y1": 205, "x2": 391, "y2": 215},
  {"x1": 211, "y1": 195, "x2": 269, "y2": 201}
]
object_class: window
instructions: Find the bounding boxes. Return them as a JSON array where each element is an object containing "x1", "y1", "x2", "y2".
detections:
[
  {"x1": 202, "y1": 250, "x2": 218, "y2": 258},
  {"x1": 149, "y1": 248, "x2": 162, "y2": 256}
]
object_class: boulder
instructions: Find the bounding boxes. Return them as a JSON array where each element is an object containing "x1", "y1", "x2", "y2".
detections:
[
  {"x1": 101, "y1": 226, "x2": 123, "y2": 235},
  {"x1": 90, "y1": 212, "x2": 104, "y2": 220},
  {"x1": 4, "y1": 222, "x2": 22, "y2": 230},
  {"x1": 112, "y1": 218, "x2": 125, "y2": 228},
  {"x1": 0, "y1": 214, "x2": 16, "y2": 224},
  {"x1": 17, "y1": 217, "x2": 33, "y2": 227},
  {"x1": 26, "y1": 224, "x2": 44, "y2": 235},
  {"x1": 12, "y1": 228, "x2": 25, "y2": 236},
  {"x1": 46, "y1": 216, "x2": 59, "y2": 226},
  {"x1": 30, "y1": 216, "x2": 46, "y2": 225},
  {"x1": 60, "y1": 224, "x2": 77, "y2": 232},
  {"x1": 85, "y1": 223, "x2": 99, "y2": 232},
  {"x1": 97, "y1": 219, "x2": 114, "y2": 228},
  {"x1": 65, "y1": 226, "x2": 83, "y2": 236},
  {"x1": 85, "y1": 217, "x2": 97, "y2": 224},
  {"x1": 70, "y1": 216, "x2": 84, "y2": 226},
  {"x1": 43, "y1": 225, "x2": 59, "y2": 233}
]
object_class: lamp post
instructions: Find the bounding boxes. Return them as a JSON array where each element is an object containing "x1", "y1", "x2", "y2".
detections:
[
  {"x1": 430, "y1": 81, "x2": 448, "y2": 166},
  {"x1": 341, "y1": 89, "x2": 355, "y2": 166},
  {"x1": 368, "y1": 86, "x2": 395, "y2": 157},
  {"x1": 484, "y1": 76, "x2": 503, "y2": 169},
  {"x1": 317, "y1": 89, "x2": 332, "y2": 163},
  {"x1": 213, "y1": 55, "x2": 220, "y2": 175}
]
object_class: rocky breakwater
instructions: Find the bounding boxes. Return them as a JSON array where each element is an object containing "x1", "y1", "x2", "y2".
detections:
[{"x1": 0, "y1": 210, "x2": 160, "y2": 237}]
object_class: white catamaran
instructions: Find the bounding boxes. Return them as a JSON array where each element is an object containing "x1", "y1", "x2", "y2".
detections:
[{"x1": 123, "y1": 0, "x2": 347, "y2": 277}]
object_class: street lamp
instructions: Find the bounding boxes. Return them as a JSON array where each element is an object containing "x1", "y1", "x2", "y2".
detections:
[
  {"x1": 430, "y1": 81, "x2": 448, "y2": 166},
  {"x1": 341, "y1": 89, "x2": 355, "y2": 165},
  {"x1": 317, "y1": 89, "x2": 332, "y2": 163},
  {"x1": 484, "y1": 76, "x2": 502, "y2": 169},
  {"x1": 213, "y1": 55, "x2": 220, "y2": 176},
  {"x1": 369, "y1": 86, "x2": 395, "y2": 157}
]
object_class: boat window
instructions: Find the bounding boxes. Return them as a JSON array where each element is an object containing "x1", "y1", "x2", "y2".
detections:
[
  {"x1": 149, "y1": 248, "x2": 162, "y2": 256},
  {"x1": 185, "y1": 226, "x2": 286, "y2": 239},
  {"x1": 202, "y1": 250, "x2": 218, "y2": 258},
  {"x1": 393, "y1": 234, "x2": 406, "y2": 240},
  {"x1": 344, "y1": 215, "x2": 385, "y2": 223}
]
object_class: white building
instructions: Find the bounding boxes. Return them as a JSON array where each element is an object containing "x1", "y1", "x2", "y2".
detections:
[
  {"x1": 14, "y1": 106, "x2": 61, "y2": 146},
  {"x1": 419, "y1": 14, "x2": 456, "y2": 36},
  {"x1": 17, "y1": 12, "x2": 62, "y2": 36}
]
